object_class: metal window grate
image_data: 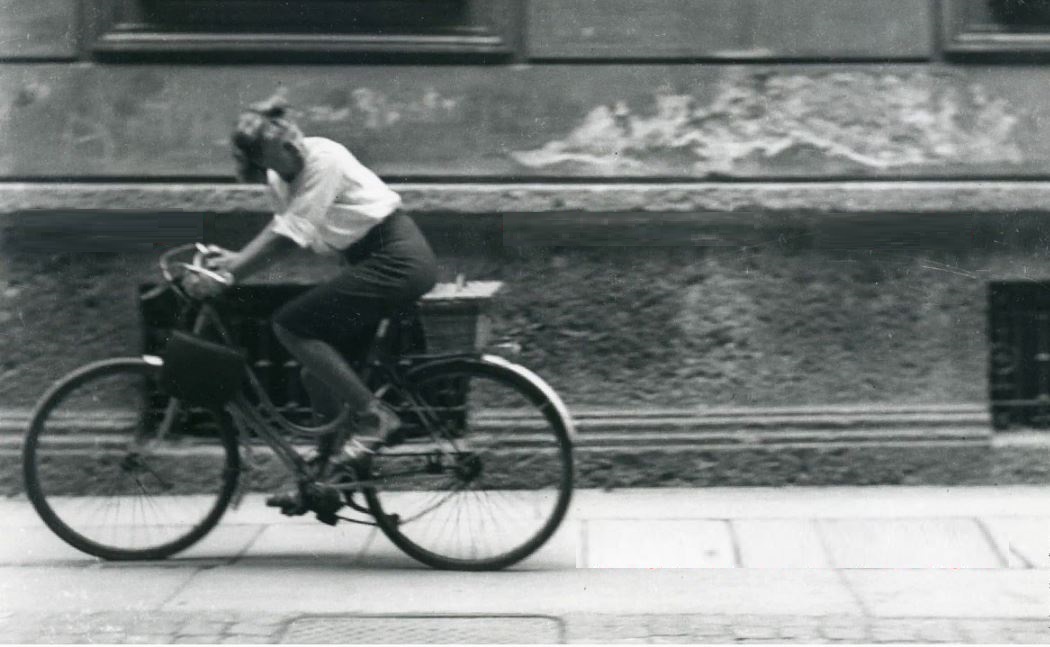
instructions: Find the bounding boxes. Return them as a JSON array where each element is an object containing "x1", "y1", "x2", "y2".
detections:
[
  {"x1": 988, "y1": 281, "x2": 1050, "y2": 429},
  {"x1": 280, "y1": 615, "x2": 563, "y2": 644}
]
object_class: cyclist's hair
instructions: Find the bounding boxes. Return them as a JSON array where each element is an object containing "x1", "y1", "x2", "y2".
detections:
[{"x1": 230, "y1": 100, "x2": 304, "y2": 183}]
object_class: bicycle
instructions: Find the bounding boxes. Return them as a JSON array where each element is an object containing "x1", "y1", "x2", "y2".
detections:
[{"x1": 22, "y1": 243, "x2": 575, "y2": 571}]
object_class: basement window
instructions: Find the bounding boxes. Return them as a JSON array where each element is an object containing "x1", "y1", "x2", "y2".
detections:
[
  {"x1": 988, "y1": 281, "x2": 1050, "y2": 429},
  {"x1": 943, "y1": 0, "x2": 1050, "y2": 57}
]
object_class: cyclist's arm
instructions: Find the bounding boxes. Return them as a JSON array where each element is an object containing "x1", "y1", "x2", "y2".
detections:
[
  {"x1": 221, "y1": 152, "x2": 342, "y2": 281},
  {"x1": 225, "y1": 224, "x2": 297, "y2": 281}
]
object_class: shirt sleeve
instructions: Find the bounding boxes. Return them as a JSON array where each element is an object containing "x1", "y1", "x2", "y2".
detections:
[{"x1": 270, "y1": 157, "x2": 343, "y2": 252}]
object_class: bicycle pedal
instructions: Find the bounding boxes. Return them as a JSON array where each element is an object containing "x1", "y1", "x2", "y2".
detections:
[
  {"x1": 266, "y1": 492, "x2": 308, "y2": 516},
  {"x1": 315, "y1": 512, "x2": 339, "y2": 526},
  {"x1": 273, "y1": 502, "x2": 308, "y2": 516}
]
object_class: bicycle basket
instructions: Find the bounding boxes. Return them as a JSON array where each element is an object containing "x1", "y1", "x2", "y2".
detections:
[{"x1": 159, "y1": 331, "x2": 247, "y2": 407}]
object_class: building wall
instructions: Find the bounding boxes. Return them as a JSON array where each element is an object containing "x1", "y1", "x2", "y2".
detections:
[
  {"x1": 1, "y1": 64, "x2": 1045, "y2": 180},
  {"x1": 4, "y1": 0, "x2": 1050, "y2": 438}
]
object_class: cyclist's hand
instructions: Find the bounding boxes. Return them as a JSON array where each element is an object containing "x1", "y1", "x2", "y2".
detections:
[
  {"x1": 182, "y1": 272, "x2": 228, "y2": 299},
  {"x1": 200, "y1": 245, "x2": 238, "y2": 272}
]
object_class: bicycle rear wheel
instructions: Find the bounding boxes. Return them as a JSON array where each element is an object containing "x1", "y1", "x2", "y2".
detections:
[
  {"x1": 363, "y1": 356, "x2": 574, "y2": 571},
  {"x1": 23, "y1": 358, "x2": 239, "y2": 560}
]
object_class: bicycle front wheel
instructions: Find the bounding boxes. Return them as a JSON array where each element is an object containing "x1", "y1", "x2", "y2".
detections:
[
  {"x1": 363, "y1": 356, "x2": 574, "y2": 570},
  {"x1": 23, "y1": 358, "x2": 239, "y2": 560}
]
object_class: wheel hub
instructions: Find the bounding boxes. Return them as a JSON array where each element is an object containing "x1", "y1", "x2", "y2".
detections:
[
  {"x1": 453, "y1": 453, "x2": 482, "y2": 482},
  {"x1": 119, "y1": 452, "x2": 142, "y2": 472}
]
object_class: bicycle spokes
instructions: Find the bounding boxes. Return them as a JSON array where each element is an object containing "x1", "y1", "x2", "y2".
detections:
[
  {"x1": 363, "y1": 360, "x2": 573, "y2": 570},
  {"x1": 24, "y1": 360, "x2": 239, "y2": 560}
]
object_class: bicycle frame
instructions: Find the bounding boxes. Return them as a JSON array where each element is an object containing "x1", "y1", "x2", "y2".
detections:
[
  {"x1": 157, "y1": 292, "x2": 473, "y2": 501},
  {"x1": 150, "y1": 243, "x2": 481, "y2": 499},
  {"x1": 25, "y1": 242, "x2": 573, "y2": 568},
  {"x1": 170, "y1": 301, "x2": 342, "y2": 483}
]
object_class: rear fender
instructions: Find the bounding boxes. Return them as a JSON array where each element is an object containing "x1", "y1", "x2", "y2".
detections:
[{"x1": 480, "y1": 354, "x2": 577, "y2": 442}]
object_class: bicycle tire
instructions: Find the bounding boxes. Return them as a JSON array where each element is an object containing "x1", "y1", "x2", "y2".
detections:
[
  {"x1": 363, "y1": 356, "x2": 574, "y2": 571},
  {"x1": 23, "y1": 357, "x2": 240, "y2": 561}
]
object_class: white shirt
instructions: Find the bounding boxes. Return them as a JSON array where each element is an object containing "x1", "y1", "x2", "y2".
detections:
[{"x1": 268, "y1": 137, "x2": 402, "y2": 255}]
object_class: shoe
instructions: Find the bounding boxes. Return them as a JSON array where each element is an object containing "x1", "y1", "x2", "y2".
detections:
[
  {"x1": 337, "y1": 402, "x2": 402, "y2": 473},
  {"x1": 265, "y1": 489, "x2": 307, "y2": 516}
]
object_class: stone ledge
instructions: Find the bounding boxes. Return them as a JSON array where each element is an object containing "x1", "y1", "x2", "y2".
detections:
[
  {"x1": 4, "y1": 181, "x2": 1050, "y2": 215},
  {"x1": 0, "y1": 403, "x2": 991, "y2": 440},
  {"x1": 2, "y1": 403, "x2": 1022, "y2": 490},
  {"x1": 0, "y1": 438, "x2": 1010, "y2": 491}
]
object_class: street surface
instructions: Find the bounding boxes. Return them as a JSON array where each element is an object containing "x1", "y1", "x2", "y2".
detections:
[{"x1": 1, "y1": 485, "x2": 1047, "y2": 643}]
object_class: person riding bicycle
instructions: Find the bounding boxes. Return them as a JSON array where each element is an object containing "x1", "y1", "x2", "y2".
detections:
[{"x1": 183, "y1": 99, "x2": 438, "y2": 513}]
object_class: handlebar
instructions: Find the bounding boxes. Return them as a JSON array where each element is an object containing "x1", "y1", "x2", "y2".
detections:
[{"x1": 144, "y1": 242, "x2": 232, "y2": 302}]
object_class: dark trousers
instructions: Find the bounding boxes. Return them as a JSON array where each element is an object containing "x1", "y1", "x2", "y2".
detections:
[{"x1": 272, "y1": 211, "x2": 438, "y2": 364}]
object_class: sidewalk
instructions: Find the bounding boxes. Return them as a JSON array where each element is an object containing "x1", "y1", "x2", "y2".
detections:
[{"x1": 1, "y1": 485, "x2": 1047, "y2": 644}]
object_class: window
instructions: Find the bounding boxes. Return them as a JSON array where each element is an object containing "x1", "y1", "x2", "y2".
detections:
[
  {"x1": 943, "y1": 0, "x2": 1050, "y2": 56},
  {"x1": 93, "y1": 0, "x2": 514, "y2": 60},
  {"x1": 988, "y1": 281, "x2": 1050, "y2": 430}
]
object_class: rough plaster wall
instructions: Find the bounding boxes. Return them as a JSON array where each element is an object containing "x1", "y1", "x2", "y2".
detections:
[
  {"x1": 493, "y1": 245, "x2": 987, "y2": 407},
  {"x1": 0, "y1": 213, "x2": 503, "y2": 407},
  {"x1": 0, "y1": 249, "x2": 149, "y2": 405},
  {"x1": 4, "y1": 212, "x2": 1042, "y2": 411},
  {"x1": 2, "y1": 65, "x2": 1040, "y2": 178},
  {"x1": 512, "y1": 70, "x2": 1021, "y2": 176}
]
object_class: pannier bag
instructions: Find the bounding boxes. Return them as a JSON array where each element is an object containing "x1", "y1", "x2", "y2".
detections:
[{"x1": 160, "y1": 331, "x2": 248, "y2": 407}]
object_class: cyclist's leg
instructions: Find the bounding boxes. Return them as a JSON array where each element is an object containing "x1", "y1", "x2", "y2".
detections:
[
  {"x1": 274, "y1": 322, "x2": 374, "y2": 415},
  {"x1": 300, "y1": 367, "x2": 343, "y2": 458},
  {"x1": 301, "y1": 367, "x2": 341, "y2": 423},
  {"x1": 272, "y1": 300, "x2": 401, "y2": 476},
  {"x1": 272, "y1": 214, "x2": 437, "y2": 461},
  {"x1": 265, "y1": 298, "x2": 400, "y2": 512}
]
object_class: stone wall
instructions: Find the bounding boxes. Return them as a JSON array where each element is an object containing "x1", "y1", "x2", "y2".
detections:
[{"x1": 4, "y1": 205, "x2": 1048, "y2": 413}]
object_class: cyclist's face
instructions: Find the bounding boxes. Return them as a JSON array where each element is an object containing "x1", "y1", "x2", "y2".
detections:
[{"x1": 252, "y1": 129, "x2": 303, "y2": 177}]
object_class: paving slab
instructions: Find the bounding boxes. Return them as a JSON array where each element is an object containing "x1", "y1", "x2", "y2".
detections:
[
  {"x1": 164, "y1": 568, "x2": 861, "y2": 617},
  {"x1": 0, "y1": 526, "x2": 101, "y2": 566},
  {"x1": 4, "y1": 607, "x2": 1045, "y2": 643},
  {"x1": 3, "y1": 485, "x2": 1048, "y2": 641},
  {"x1": 236, "y1": 516, "x2": 579, "y2": 571},
  {"x1": 844, "y1": 569, "x2": 1048, "y2": 619},
  {"x1": 983, "y1": 517, "x2": 1050, "y2": 569},
  {"x1": 583, "y1": 520, "x2": 735, "y2": 568},
  {"x1": 818, "y1": 518, "x2": 1004, "y2": 568},
  {"x1": 523, "y1": 521, "x2": 581, "y2": 570},
  {"x1": 0, "y1": 610, "x2": 272, "y2": 644},
  {"x1": 5, "y1": 486, "x2": 1050, "y2": 525},
  {"x1": 0, "y1": 498, "x2": 47, "y2": 527},
  {"x1": 558, "y1": 614, "x2": 1044, "y2": 644},
  {"x1": 0, "y1": 566, "x2": 195, "y2": 613},
  {"x1": 731, "y1": 519, "x2": 830, "y2": 568},
  {"x1": 176, "y1": 524, "x2": 266, "y2": 561},
  {"x1": 238, "y1": 522, "x2": 413, "y2": 567},
  {"x1": 1, "y1": 523, "x2": 264, "y2": 566},
  {"x1": 569, "y1": 486, "x2": 1050, "y2": 520}
]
